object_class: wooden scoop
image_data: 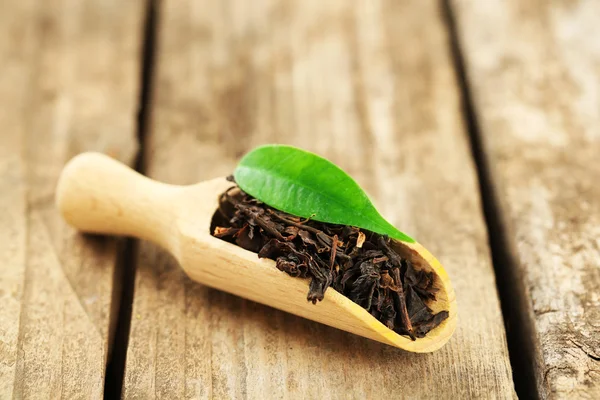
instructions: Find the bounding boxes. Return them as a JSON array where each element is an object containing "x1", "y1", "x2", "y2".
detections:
[{"x1": 56, "y1": 152, "x2": 456, "y2": 352}]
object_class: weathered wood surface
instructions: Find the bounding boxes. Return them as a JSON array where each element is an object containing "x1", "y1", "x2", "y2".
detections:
[
  {"x1": 123, "y1": 0, "x2": 515, "y2": 398},
  {"x1": 452, "y1": 0, "x2": 600, "y2": 397},
  {"x1": 0, "y1": 0, "x2": 144, "y2": 397}
]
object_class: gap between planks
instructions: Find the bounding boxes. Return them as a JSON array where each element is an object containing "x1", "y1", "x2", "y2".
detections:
[
  {"x1": 441, "y1": 1, "x2": 540, "y2": 399},
  {"x1": 103, "y1": 0, "x2": 158, "y2": 398}
]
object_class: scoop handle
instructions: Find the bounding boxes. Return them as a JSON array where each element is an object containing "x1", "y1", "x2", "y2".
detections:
[{"x1": 56, "y1": 152, "x2": 179, "y2": 249}]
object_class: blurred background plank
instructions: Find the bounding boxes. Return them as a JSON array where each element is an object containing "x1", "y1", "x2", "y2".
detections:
[
  {"x1": 451, "y1": 0, "x2": 600, "y2": 397},
  {"x1": 123, "y1": 0, "x2": 515, "y2": 398},
  {"x1": 0, "y1": 0, "x2": 144, "y2": 397}
]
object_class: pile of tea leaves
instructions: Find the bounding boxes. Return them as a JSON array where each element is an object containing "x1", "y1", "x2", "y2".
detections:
[{"x1": 211, "y1": 185, "x2": 449, "y2": 340}]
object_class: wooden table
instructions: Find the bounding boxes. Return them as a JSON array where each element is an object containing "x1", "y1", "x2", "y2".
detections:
[{"x1": 1, "y1": 1, "x2": 598, "y2": 398}]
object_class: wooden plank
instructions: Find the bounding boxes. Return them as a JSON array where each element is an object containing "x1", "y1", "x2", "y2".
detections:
[
  {"x1": 0, "y1": 0, "x2": 144, "y2": 397},
  {"x1": 451, "y1": 0, "x2": 600, "y2": 397},
  {"x1": 124, "y1": 0, "x2": 515, "y2": 398}
]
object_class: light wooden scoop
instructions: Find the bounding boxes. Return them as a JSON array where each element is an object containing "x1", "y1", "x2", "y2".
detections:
[{"x1": 56, "y1": 152, "x2": 457, "y2": 352}]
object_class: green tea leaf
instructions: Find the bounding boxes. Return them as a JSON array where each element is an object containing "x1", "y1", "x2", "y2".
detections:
[{"x1": 233, "y1": 144, "x2": 415, "y2": 243}]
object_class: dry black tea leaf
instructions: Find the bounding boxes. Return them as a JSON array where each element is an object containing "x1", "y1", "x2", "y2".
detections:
[{"x1": 211, "y1": 186, "x2": 449, "y2": 340}]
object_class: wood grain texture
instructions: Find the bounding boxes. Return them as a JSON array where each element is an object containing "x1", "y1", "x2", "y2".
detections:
[
  {"x1": 123, "y1": 0, "x2": 515, "y2": 398},
  {"x1": 0, "y1": 0, "x2": 144, "y2": 397},
  {"x1": 451, "y1": 0, "x2": 600, "y2": 398}
]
